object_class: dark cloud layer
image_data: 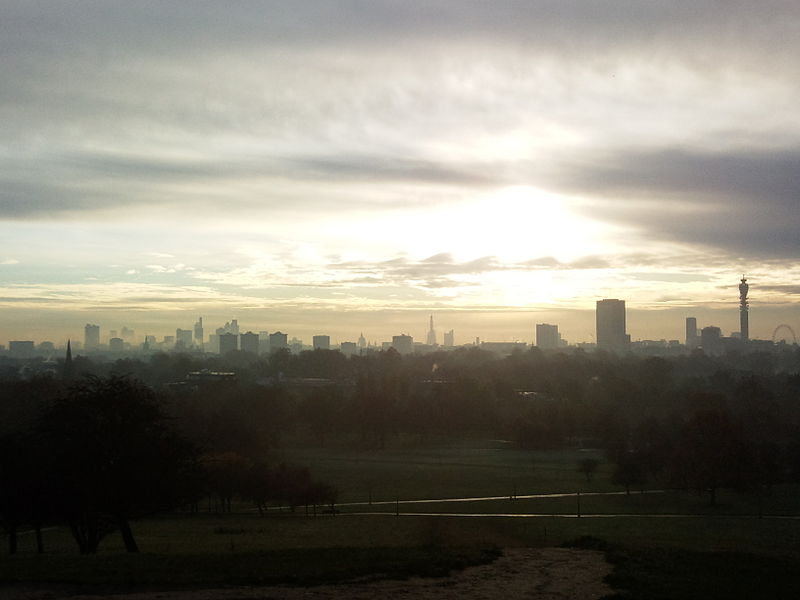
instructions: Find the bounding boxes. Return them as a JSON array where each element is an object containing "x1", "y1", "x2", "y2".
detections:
[
  {"x1": 4, "y1": 1, "x2": 798, "y2": 61},
  {"x1": 546, "y1": 147, "x2": 800, "y2": 256}
]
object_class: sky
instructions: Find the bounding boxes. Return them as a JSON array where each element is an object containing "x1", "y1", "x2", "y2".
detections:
[{"x1": 2, "y1": 1, "x2": 800, "y2": 346}]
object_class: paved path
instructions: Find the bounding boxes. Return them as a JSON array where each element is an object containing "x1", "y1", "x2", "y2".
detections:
[{"x1": 4, "y1": 548, "x2": 614, "y2": 600}]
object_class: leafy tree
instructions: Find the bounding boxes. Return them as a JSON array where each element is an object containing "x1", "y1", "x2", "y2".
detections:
[
  {"x1": 612, "y1": 451, "x2": 647, "y2": 495},
  {"x1": 39, "y1": 375, "x2": 199, "y2": 553}
]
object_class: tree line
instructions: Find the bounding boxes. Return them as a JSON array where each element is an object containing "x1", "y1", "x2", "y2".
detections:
[{"x1": 3, "y1": 345, "x2": 800, "y2": 552}]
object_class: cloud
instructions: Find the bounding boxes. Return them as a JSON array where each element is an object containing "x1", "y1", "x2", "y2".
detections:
[
  {"x1": 1, "y1": 259, "x2": 20, "y2": 265},
  {"x1": 545, "y1": 146, "x2": 800, "y2": 256}
]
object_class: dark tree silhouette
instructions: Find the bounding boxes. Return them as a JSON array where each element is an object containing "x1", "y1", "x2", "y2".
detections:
[
  {"x1": 578, "y1": 458, "x2": 600, "y2": 482},
  {"x1": 39, "y1": 375, "x2": 199, "y2": 553}
]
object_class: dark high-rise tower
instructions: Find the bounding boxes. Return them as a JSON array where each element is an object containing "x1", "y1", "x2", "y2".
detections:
[
  {"x1": 596, "y1": 299, "x2": 629, "y2": 352},
  {"x1": 739, "y1": 276, "x2": 749, "y2": 342}
]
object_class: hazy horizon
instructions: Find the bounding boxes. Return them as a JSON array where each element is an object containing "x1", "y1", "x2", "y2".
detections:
[{"x1": 2, "y1": 2, "x2": 799, "y2": 346}]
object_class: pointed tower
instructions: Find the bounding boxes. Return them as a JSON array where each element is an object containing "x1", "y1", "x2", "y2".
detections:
[
  {"x1": 63, "y1": 339, "x2": 74, "y2": 380},
  {"x1": 426, "y1": 315, "x2": 436, "y2": 346},
  {"x1": 739, "y1": 276, "x2": 749, "y2": 342}
]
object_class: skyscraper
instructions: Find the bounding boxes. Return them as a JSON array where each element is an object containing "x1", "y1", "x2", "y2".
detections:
[
  {"x1": 443, "y1": 329, "x2": 454, "y2": 347},
  {"x1": 175, "y1": 328, "x2": 193, "y2": 349},
  {"x1": 240, "y1": 331, "x2": 259, "y2": 354},
  {"x1": 685, "y1": 317, "x2": 698, "y2": 349},
  {"x1": 219, "y1": 332, "x2": 238, "y2": 355},
  {"x1": 426, "y1": 315, "x2": 436, "y2": 346},
  {"x1": 596, "y1": 299, "x2": 629, "y2": 352},
  {"x1": 194, "y1": 317, "x2": 204, "y2": 344},
  {"x1": 84, "y1": 323, "x2": 100, "y2": 350},
  {"x1": 269, "y1": 331, "x2": 288, "y2": 353},
  {"x1": 739, "y1": 276, "x2": 749, "y2": 342},
  {"x1": 536, "y1": 323, "x2": 560, "y2": 349}
]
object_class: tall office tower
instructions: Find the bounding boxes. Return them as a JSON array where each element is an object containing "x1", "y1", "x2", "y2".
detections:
[
  {"x1": 443, "y1": 329, "x2": 455, "y2": 347},
  {"x1": 121, "y1": 326, "x2": 135, "y2": 342},
  {"x1": 109, "y1": 337, "x2": 124, "y2": 352},
  {"x1": 685, "y1": 317, "x2": 698, "y2": 349},
  {"x1": 269, "y1": 331, "x2": 288, "y2": 352},
  {"x1": 739, "y1": 276, "x2": 749, "y2": 342},
  {"x1": 219, "y1": 332, "x2": 238, "y2": 355},
  {"x1": 426, "y1": 315, "x2": 437, "y2": 346},
  {"x1": 84, "y1": 324, "x2": 100, "y2": 350},
  {"x1": 240, "y1": 331, "x2": 259, "y2": 354},
  {"x1": 358, "y1": 332, "x2": 366, "y2": 349},
  {"x1": 230, "y1": 319, "x2": 240, "y2": 336},
  {"x1": 536, "y1": 323, "x2": 560, "y2": 350},
  {"x1": 175, "y1": 328, "x2": 193, "y2": 349},
  {"x1": 313, "y1": 335, "x2": 330, "y2": 350},
  {"x1": 596, "y1": 299, "x2": 629, "y2": 352},
  {"x1": 194, "y1": 317, "x2": 204, "y2": 344}
]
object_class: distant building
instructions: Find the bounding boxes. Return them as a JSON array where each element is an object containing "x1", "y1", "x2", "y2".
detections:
[
  {"x1": 109, "y1": 337, "x2": 124, "y2": 352},
  {"x1": 194, "y1": 317, "x2": 204, "y2": 344},
  {"x1": 685, "y1": 317, "x2": 698, "y2": 349},
  {"x1": 536, "y1": 323, "x2": 560, "y2": 350},
  {"x1": 219, "y1": 332, "x2": 238, "y2": 355},
  {"x1": 739, "y1": 276, "x2": 750, "y2": 342},
  {"x1": 596, "y1": 299, "x2": 629, "y2": 353},
  {"x1": 269, "y1": 331, "x2": 288, "y2": 353},
  {"x1": 175, "y1": 328, "x2": 193, "y2": 349},
  {"x1": 443, "y1": 329, "x2": 455, "y2": 347},
  {"x1": 313, "y1": 335, "x2": 330, "y2": 350},
  {"x1": 392, "y1": 334, "x2": 414, "y2": 354},
  {"x1": 289, "y1": 337, "x2": 304, "y2": 354},
  {"x1": 37, "y1": 341, "x2": 55, "y2": 353},
  {"x1": 480, "y1": 341, "x2": 528, "y2": 355},
  {"x1": 700, "y1": 326, "x2": 724, "y2": 356},
  {"x1": 240, "y1": 331, "x2": 259, "y2": 354},
  {"x1": 121, "y1": 326, "x2": 135, "y2": 342},
  {"x1": 426, "y1": 316, "x2": 437, "y2": 346},
  {"x1": 228, "y1": 319, "x2": 240, "y2": 336},
  {"x1": 340, "y1": 341, "x2": 358, "y2": 356},
  {"x1": 84, "y1": 324, "x2": 100, "y2": 350},
  {"x1": 358, "y1": 332, "x2": 366, "y2": 349},
  {"x1": 8, "y1": 340, "x2": 34, "y2": 357}
]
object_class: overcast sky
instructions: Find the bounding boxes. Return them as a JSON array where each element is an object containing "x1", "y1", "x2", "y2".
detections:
[{"x1": 2, "y1": 1, "x2": 799, "y2": 345}]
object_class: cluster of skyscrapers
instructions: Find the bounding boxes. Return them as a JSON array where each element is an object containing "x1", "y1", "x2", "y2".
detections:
[{"x1": 4, "y1": 277, "x2": 785, "y2": 359}]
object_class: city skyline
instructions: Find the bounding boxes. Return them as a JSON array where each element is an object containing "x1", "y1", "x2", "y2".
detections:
[{"x1": 2, "y1": 3, "x2": 800, "y2": 344}]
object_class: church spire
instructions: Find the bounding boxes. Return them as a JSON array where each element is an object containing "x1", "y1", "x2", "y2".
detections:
[{"x1": 63, "y1": 339, "x2": 74, "y2": 380}]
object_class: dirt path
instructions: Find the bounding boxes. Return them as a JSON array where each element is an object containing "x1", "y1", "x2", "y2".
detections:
[{"x1": 7, "y1": 548, "x2": 614, "y2": 600}]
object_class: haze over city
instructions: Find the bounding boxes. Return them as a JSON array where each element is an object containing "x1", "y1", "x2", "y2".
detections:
[{"x1": 2, "y1": 1, "x2": 799, "y2": 345}]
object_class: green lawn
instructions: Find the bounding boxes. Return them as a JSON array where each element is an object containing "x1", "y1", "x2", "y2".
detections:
[
  {"x1": 277, "y1": 442, "x2": 616, "y2": 502},
  {"x1": 4, "y1": 440, "x2": 800, "y2": 593}
]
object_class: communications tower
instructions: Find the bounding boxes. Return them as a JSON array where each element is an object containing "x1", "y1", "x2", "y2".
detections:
[{"x1": 739, "y1": 276, "x2": 749, "y2": 342}]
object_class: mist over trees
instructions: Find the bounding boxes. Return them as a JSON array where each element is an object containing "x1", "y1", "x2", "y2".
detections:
[{"x1": 2, "y1": 345, "x2": 800, "y2": 552}]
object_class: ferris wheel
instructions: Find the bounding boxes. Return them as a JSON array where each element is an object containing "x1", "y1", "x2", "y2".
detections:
[{"x1": 772, "y1": 324, "x2": 797, "y2": 344}]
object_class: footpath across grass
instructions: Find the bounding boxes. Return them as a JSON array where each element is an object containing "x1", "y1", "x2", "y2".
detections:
[
  {"x1": 566, "y1": 537, "x2": 800, "y2": 600},
  {"x1": 0, "y1": 545, "x2": 500, "y2": 588}
]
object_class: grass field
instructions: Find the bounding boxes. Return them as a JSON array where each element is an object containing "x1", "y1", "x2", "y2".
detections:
[
  {"x1": 277, "y1": 440, "x2": 618, "y2": 502},
  {"x1": 3, "y1": 439, "x2": 800, "y2": 595}
]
